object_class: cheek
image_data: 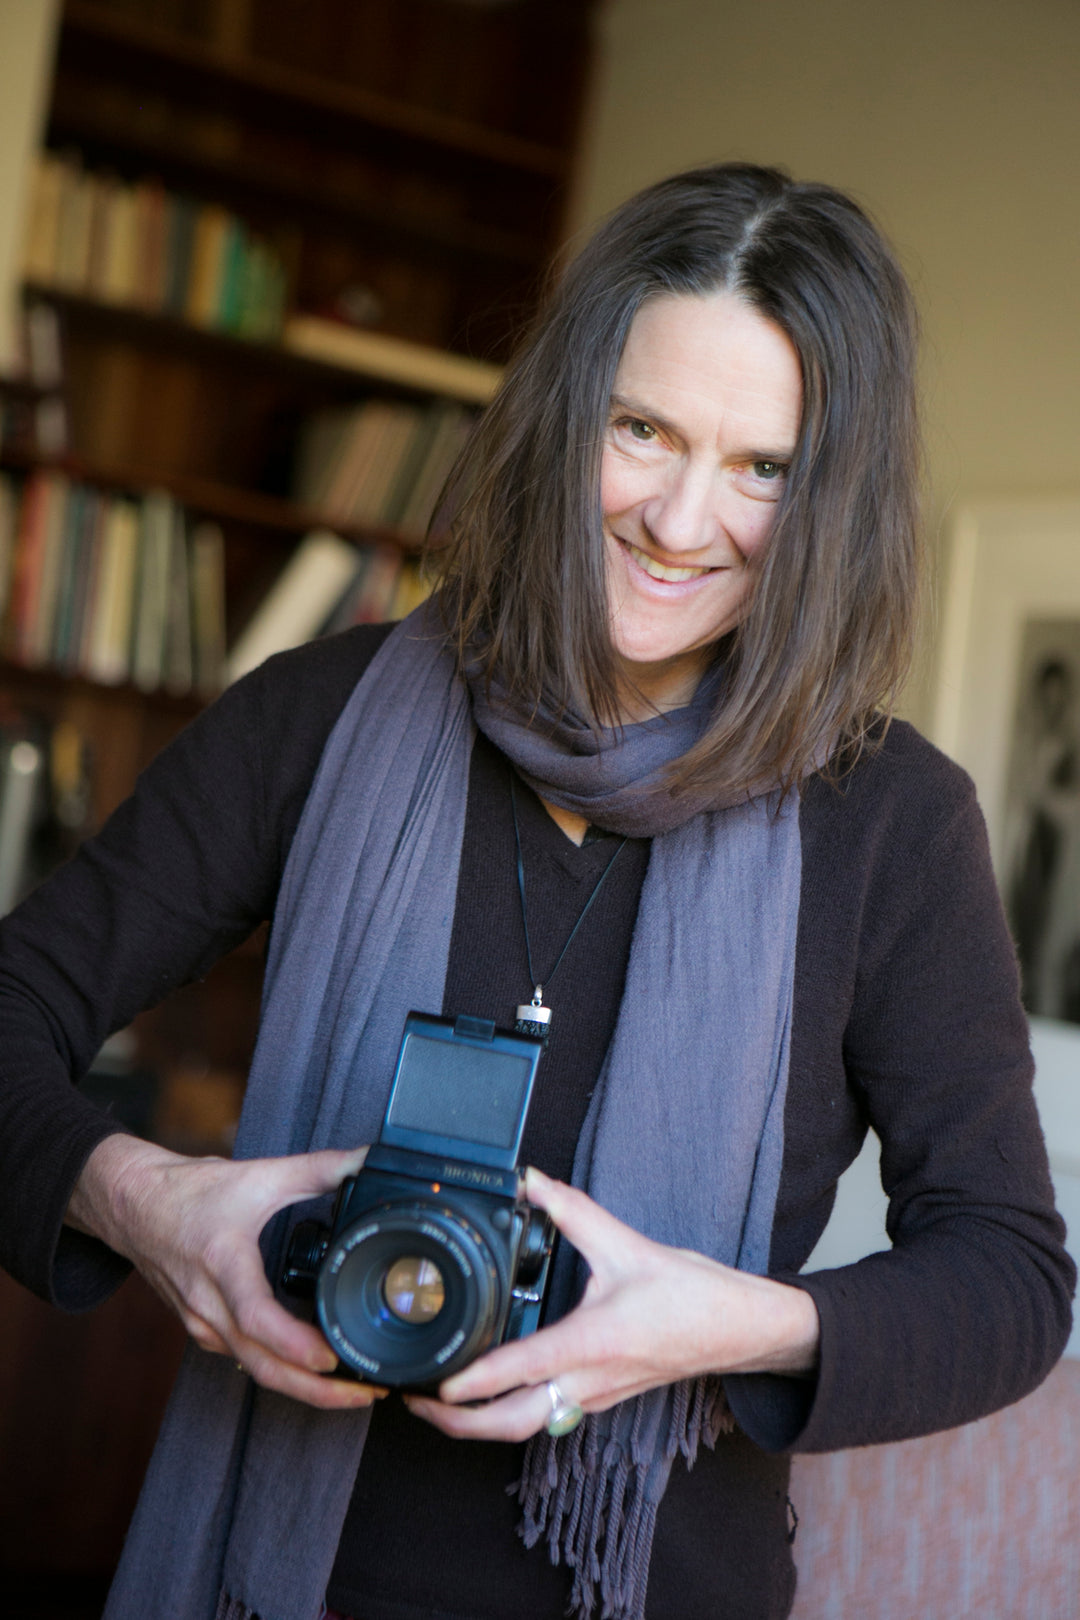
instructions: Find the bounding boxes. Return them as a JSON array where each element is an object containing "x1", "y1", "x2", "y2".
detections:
[
  {"x1": 734, "y1": 502, "x2": 781, "y2": 562},
  {"x1": 599, "y1": 449, "x2": 646, "y2": 522}
]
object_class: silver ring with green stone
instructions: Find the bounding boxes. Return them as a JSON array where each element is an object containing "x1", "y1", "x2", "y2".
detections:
[{"x1": 545, "y1": 1380, "x2": 584, "y2": 1437}]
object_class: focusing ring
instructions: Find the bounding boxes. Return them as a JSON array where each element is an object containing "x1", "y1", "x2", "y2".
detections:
[{"x1": 316, "y1": 1200, "x2": 501, "y2": 1386}]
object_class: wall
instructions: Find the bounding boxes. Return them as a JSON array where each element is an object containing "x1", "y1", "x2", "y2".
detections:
[
  {"x1": 573, "y1": 0, "x2": 1080, "y2": 726},
  {"x1": 0, "y1": 0, "x2": 61, "y2": 372}
]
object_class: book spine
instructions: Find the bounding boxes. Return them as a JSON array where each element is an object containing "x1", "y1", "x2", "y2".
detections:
[
  {"x1": 0, "y1": 733, "x2": 46, "y2": 916},
  {"x1": 225, "y1": 529, "x2": 362, "y2": 683},
  {"x1": 189, "y1": 522, "x2": 227, "y2": 697},
  {"x1": 131, "y1": 491, "x2": 175, "y2": 691}
]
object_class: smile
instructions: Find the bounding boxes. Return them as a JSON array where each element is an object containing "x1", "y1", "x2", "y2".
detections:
[{"x1": 624, "y1": 541, "x2": 715, "y2": 583}]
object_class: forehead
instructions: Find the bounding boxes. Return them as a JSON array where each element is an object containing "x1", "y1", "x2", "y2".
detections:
[{"x1": 614, "y1": 292, "x2": 802, "y2": 442}]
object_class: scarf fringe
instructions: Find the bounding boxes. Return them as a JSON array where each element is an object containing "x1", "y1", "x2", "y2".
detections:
[
  {"x1": 514, "y1": 1377, "x2": 734, "y2": 1620},
  {"x1": 215, "y1": 1594, "x2": 257, "y2": 1620}
]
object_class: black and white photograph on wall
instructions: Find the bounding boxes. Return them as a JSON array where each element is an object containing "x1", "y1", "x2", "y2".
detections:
[{"x1": 1002, "y1": 618, "x2": 1080, "y2": 1025}]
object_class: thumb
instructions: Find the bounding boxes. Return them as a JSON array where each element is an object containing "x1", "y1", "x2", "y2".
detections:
[
  {"x1": 524, "y1": 1166, "x2": 641, "y2": 1278},
  {"x1": 258, "y1": 1145, "x2": 369, "y2": 1216}
]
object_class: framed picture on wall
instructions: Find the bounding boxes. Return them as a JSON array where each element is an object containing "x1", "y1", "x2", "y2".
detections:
[{"x1": 932, "y1": 499, "x2": 1080, "y2": 1029}]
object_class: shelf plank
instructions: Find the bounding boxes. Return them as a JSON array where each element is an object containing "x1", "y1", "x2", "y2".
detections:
[
  {"x1": 0, "y1": 445, "x2": 426, "y2": 556},
  {"x1": 47, "y1": 104, "x2": 542, "y2": 270},
  {"x1": 59, "y1": 0, "x2": 568, "y2": 180},
  {"x1": 23, "y1": 285, "x2": 502, "y2": 405},
  {"x1": 0, "y1": 654, "x2": 204, "y2": 718},
  {"x1": 281, "y1": 317, "x2": 501, "y2": 405}
]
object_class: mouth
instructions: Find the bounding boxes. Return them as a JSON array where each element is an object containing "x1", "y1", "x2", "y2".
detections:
[{"x1": 623, "y1": 539, "x2": 716, "y2": 584}]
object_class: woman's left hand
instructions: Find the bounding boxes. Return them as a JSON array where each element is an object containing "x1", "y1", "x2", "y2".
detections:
[{"x1": 404, "y1": 1166, "x2": 820, "y2": 1443}]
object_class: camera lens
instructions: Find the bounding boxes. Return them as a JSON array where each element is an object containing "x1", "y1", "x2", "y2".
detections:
[
  {"x1": 316, "y1": 1201, "x2": 501, "y2": 1386},
  {"x1": 383, "y1": 1256, "x2": 446, "y2": 1323}
]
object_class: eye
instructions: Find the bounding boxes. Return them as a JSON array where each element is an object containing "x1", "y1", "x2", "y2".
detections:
[
  {"x1": 751, "y1": 460, "x2": 787, "y2": 480},
  {"x1": 615, "y1": 416, "x2": 658, "y2": 443}
]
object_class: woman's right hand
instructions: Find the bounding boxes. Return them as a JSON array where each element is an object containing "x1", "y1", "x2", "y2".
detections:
[{"x1": 65, "y1": 1133, "x2": 385, "y2": 1410}]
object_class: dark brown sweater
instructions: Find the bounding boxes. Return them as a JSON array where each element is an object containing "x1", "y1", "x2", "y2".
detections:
[{"x1": 0, "y1": 626, "x2": 1072, "y2": 1620}]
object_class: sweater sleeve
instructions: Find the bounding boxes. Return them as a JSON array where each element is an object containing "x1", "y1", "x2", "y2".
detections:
[
  {"x1": 0, "y1": 625, "x2": 391, "y2": 1311},
  {"x1": 728, "y1": 751, "x2": 1075, "y2": 1453}
]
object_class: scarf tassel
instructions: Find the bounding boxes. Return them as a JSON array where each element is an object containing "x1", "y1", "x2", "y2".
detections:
[{"x1": 514, "y1": 1376, "x2": 733, "y2": 1620}]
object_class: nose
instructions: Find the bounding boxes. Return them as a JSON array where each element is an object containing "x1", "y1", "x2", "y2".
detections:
[{"x1": 641, "y1": 461, "x2": 723, "y2": 556}]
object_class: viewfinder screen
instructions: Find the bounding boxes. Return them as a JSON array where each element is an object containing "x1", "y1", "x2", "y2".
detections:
[{"x1": 387, "y1": 1033, "x2": 532, "y2": 1151}]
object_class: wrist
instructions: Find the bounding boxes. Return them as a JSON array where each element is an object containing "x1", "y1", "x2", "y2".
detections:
[
  {"x1": 726, "y1": 1274, "x2": 821, "y2": 1377},
  {"x1": 65, "y1": 1133, "x2": 183, "y2": 1257}
]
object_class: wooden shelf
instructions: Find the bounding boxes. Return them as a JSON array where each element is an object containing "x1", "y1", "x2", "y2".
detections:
[
  {"x1": 0, "y1": 443, "x2": 425, "y2": 556},
  {"x1": 0, "y1": 654, "x2": 204, "y2": 717},
  {"x1": 22, "y1": 285, "x2": 501, "y2": 405},
  {"x1": 0, "y1": 374, "x2": 60, "y2": 402},
  {"x1": 58, "y1": 0, "x2": 567, "y2": 180},
  {"x1": 46, "y1": 107, "x2": 542, "y2": 270}
]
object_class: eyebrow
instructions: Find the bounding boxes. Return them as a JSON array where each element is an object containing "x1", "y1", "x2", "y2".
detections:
[{"x1": 608, "y1": 393, "x2": 796, "y2": 460}]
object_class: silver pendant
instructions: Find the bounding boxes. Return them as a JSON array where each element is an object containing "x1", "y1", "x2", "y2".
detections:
[{"x1": 514, "y1": 985, "x2": 553, "y2": 1045}]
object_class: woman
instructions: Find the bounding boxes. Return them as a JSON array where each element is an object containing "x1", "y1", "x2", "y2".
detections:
[{"x1": 0, "y1": 165, "x2": 1072, "y2": 1620}]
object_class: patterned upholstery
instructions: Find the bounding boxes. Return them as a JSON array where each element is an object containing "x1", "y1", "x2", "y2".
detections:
[{"x1": 789, "y1": 1358, "x2": 1080, "y2": 1619}]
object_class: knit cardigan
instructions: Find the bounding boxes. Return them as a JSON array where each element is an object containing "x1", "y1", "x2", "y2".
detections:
[{"x1": 0, "y1": 625, "x2": 1072, "y2": 1620}]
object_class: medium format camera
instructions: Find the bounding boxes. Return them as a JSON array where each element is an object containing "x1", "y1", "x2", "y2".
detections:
[{"x1": 281, "y1": 1012, "x2": 554, "y2": 1389}]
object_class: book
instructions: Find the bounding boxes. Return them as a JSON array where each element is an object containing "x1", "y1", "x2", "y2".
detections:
[
  {"x1": 186, "y1": 205, "x2": 231, "y2": 328},
  {"x1": 27, "y1": 474, "x2": 70, "y2": 667},
  {"x1": 387, "y1": 559, "x2": 432, "y2": 622},
  {"x1": 131, "y1": 491, "x2": 176, "y2": 691},
  {"x1": 0, "y1": 729, "x2": 46, "y2": 916},
  {"x1": 322, "y1": 401, "x2": 401, "y2": 518},
  {"x1": 216, "y1": 219, "x2": 247, "y2": 332},
  {"x1": 349, "y1": 404, "x2": 425, "y2": 524},
  {"x1": 226, "y1": 529, "x2": 363, "y2": 683},
  {"x1": 85, "y1": 497, "x2": 139, "y2": 685},
  {"x1": 294, "y1": 406, "x2": 362, "y2": 510},
  {"x1": 6, "y1": 475, "x2": 53, "y2": 660},
  {"x1": 100, "y1": 181, "x2": 140, "y2": 306},
  {"x1": 396, "y1": 405, "x2": 474, "y2": 536},
  {"x1": 345, "y1": 543, "x2": 403, "y2": 625},
  {"x1": 53, "y1": 164, "x2": 95, "y2": 292},
  {"x1": 163, "y1": 503, "x2": 194, "y2": 694},
  {"x1": 135, "y1": 178, "x2": 170, "y2": 311},
  {"x1": 189, "y1": 522, "x2": 227, "y2": 697},
  {"x1": 0, "y1": 476, "x2": 18, "y2": 626},
  {"x1": 48, "y1": 483, "x2": 87, "y2": 667},
  {"x1": 22, "y1": 152, "x2": 66, "y2": 284},
  {"x1": 163, "y1": 196, "x2": 198, "y2": 318}
]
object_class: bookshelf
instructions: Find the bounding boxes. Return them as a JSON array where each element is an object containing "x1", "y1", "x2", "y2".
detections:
[{"x1": 0, "y1": 9, "x2": 594, "y2": 1590}]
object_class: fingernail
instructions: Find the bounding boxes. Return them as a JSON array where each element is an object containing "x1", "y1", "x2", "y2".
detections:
[{"x1": 309, "y1": 1351, "x2": 338, "y2": 1373}]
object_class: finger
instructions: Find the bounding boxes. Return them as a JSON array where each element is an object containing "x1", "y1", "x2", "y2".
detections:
[
  {"x1": 524, "y1": 1168, "x2": 645, "y2": 1278},
  {"x1": 212, "y1": 1242, "x2": 340, "y2": 1373},
  {"x1": 234, "y1": 1344, "x2": 386, "y2": 1410},
  {"x1": 255, "y1": 1145, "x2": 370, "y2": 1220},
  {"x1": 404, "y1": 1383, "x2": 552, "y2": 1443},
  {"x1": 440, "y1": 1309, "x2": 607, "y2": 1404}
]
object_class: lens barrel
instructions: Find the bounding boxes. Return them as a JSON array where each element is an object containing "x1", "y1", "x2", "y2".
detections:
[{"x1": 316, "y1": 1199, "x2": 503, "y2": 1387}]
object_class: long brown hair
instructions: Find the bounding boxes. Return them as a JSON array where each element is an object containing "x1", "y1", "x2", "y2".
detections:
[{"x1": 432, "y1": 163, "x2": 922, "y2": 798}]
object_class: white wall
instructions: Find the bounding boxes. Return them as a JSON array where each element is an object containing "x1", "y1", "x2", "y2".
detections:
[{"x1": 0, "y1": 0, "x2": 61, "y2": 371}]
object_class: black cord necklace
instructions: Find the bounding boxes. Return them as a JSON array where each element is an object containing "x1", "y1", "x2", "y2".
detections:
[{"x1": 510, "y1": 771, "x2": 628, "y2": 1045}]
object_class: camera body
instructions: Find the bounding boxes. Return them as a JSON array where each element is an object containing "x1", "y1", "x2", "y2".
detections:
[{"x1": 282, "y1": 1012, "x2": 554, "y2": 1389}]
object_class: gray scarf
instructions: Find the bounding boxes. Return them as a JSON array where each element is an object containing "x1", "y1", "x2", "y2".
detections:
[{"x1": 104, "y1": 606, "x2": 802, "y2": 1620}]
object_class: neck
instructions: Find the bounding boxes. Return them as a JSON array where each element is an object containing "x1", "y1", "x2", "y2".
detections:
[
  {"x1": 613, "y1": 648, "x2": 711, "y2": 724},
  {"x1": 538, "y1": 797, "x2": 590, "y2": 846}
]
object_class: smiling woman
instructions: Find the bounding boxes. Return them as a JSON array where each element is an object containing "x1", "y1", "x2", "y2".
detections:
[{"x1": 1, "y1": 163, "x2": 1071, "y2": 1620}]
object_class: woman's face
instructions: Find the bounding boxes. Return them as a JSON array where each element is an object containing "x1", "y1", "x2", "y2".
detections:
[{"x1": 601, "y1": 291, "x2": 803, "y2": 715}]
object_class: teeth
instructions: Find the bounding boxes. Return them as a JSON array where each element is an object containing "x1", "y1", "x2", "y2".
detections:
[{"x1": 626, "y1": 541, "x2": 711, "y2": 583}]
